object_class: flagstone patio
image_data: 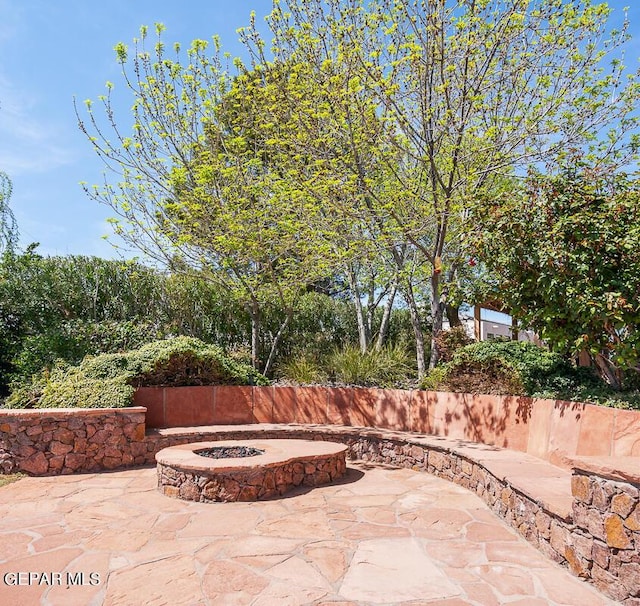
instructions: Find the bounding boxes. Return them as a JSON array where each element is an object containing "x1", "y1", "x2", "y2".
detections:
[{"x1": 0, "y1": 462, "x2": 617, "y2": 605}]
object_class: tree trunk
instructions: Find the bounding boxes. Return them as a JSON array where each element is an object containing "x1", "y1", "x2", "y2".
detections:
[
  {"x1": 262, "y1": 313, "x2": 291, "y2": 377},
  {"x1": 347, "y1": 267, "x2": 370, "y2": 353},
  {"x1": 249, "y1": 299, "x2": 260, "y2": 371},
  {"x1": 375, "y1": 281, "x2": 398, "y2": 350},
  {"x1": 445, "y1": 304, "x2": 462, "y2": 328},
  {"x1": 404, "y1": 281, "x2": 426, "y2": 379},
  {"x1": 594, "y1": 352, "x2": 622, "y2": 391},
  {"x1": 429, "y1": 272, "x2": 444, "y2": 370}
]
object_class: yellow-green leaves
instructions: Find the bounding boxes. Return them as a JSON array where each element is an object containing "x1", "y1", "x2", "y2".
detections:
[
  {"x1": 79, "y1": 2, "x2": 640, "y2": 375},
  {"x1": 114, "y1": 42, "x2": 128, "y2": 64}
]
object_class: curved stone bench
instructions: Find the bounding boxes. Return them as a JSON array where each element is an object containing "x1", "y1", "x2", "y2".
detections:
[{"x1": 145, "y1": 423, "x2": 639, "y2": 604}]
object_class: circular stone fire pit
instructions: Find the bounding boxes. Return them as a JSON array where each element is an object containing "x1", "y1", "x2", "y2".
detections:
[{"x1": 156, "y1": 439, "x2": 348, "y2": 503}]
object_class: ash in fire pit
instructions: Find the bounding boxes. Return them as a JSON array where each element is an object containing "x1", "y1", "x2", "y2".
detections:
[{"x1": 196, "y1": 446, "x2": 265, "y2": 459}]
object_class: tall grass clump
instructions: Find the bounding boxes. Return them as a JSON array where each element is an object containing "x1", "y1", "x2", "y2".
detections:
[
  {"x1": 328, "y1": 343, "x2": 413, "y2": 387},
  {"x1": 277, "y1": 353, "x2": 328, "y2": 385}
]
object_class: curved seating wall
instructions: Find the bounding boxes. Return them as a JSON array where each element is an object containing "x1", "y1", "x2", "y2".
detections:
[{"x1": 135, "y1": 385, "x2": 640, "y2": 467}]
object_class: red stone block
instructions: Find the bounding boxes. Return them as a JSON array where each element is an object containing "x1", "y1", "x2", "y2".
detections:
[
  {"x1": 64, "y1": 453, "x2": 86, "y2": 471},
  {"x1": 134, "y1": 387, "x2": 165, "y2": 428},
  {"x1": 253, "y1": 386, "x2": 274, "y2": 423},
  {"x1": 20, "y1": 451, "x2": 48, "y2": 475},
  {"x1": 48, "y1": 455, "x2": 65, "y2": 473},
  {"x1": 52, "y1": 428, "x2": 75, "y2": 445},
  {"x1": 576, "y1": 404, "x2": 614, "y2": 457},
  {"x1": 213, "y1": 386, "x2": 254, "y2": 424},
  {"x1": 295, "y1": 386, "x2": 328, "y2": 424},
  {"x1": 272, "y1": 386, "x2": 296, "y2": 424},
  {"x1": 164, "y1": 386, "x2": 214, "y2": 427},
  {"x1": 375, "y1": 389, "x2": 412, "y2": 431}
]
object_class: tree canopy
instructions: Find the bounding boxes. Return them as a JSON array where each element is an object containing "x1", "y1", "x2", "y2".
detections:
[
  {"x1": 471, "y1": 164, "x2": 640, "y2": 388},
  {"x1": 77, "y1": 27, "x2": 343, "y2": 373},
  {"x1": 242, "y1": 0, "x2": 640, "y2": 370},
  {"x1": 78, "y1": 1, "x2": 640, "y2": 376}
]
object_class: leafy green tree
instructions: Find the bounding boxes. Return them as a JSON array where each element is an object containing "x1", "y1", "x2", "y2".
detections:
[
  {"x1": 77, "y1": 27, "x2": 341, "y2": 374},
  {"x1": 471, "y1": 165, "x2": 640, "y2": 389},
  {"x1": 231, "y1": 49, "x2": 427, "y2": 366},
  {"x1": 78, "y1": 2, "x2": 640, "y2": 378},
  {"x1": 242, "y1": 0, "x2": 640, "y2": 372}
]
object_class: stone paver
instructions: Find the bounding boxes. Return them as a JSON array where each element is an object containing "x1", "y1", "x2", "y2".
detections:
[{"x1": 0, "y1": 463, "x2": 618, "y2": 605}]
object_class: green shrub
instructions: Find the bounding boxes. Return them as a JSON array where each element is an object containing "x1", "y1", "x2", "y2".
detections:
[
  {"x1": 422, "y1": 340, "x2": 577, "y2": 394},
  {"x1": 421, "y1": 340, "x2": 640, "y2": 409},
  {"x1": 434, "y1": 326, "x2": 474, "y2": 362},
  {"x1": 453, "y1": 341, "x2": 560, "y2": 393},
  {"x1": 5, "y1": 336, "x2": 268, "y2": 409},
  {"x1": 329, "y1": 343, "x2": 413, "y2": 388},
  {"x1": 420, "y1": 365, "x2": 447, "y2": 391},
  {"x1": 6, "y1": 319, "x2": 170, "y2": 388},
  {"x1": 422, "y1": 346, "x2": 522, "y2": 396},
  {"x1": 0, "y1": 251, "x2": 254, "y2": 393}
]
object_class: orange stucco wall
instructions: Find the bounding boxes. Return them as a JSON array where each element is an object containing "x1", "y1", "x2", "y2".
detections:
[{"x1": 133, "y1": 386, "x2": 640, "y2": 467}]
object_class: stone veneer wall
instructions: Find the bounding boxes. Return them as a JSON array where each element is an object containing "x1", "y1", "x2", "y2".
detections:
[
  {"x1": 157, "y1": 443, "x2": 348, "y2": 503},
  {"x1": 0, "y1": 407, "x2": 146, "y2": 475},
  {"x1": 571, "y1": 466, "x2": 640, "y2": 602}
]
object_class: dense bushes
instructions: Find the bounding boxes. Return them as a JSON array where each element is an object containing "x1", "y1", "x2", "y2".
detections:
[
  {"x1": 432, "y1": 326, "x2": 474, "y2": 362},
  {"x1": 471, "y1": 167, "x2": 640, "y2": 389},
  {"x1": 0, "y1": 251, "x2": 402, "y2": 393},
  {"x1": 5, "y1": 337, "x2": 268, "y2": 409},
  {"x1": 0, "y1": 250, "x2": 257, "y2": 394},
  {"x1": 422, "y1": 340, "x2": 640, "y2": 409},
  {"x1": 3, "y1": 251, "x2": 637, "y2": 409},
  {"x1": 441, "y1": 340, "x2": 576, "y2": 395}
]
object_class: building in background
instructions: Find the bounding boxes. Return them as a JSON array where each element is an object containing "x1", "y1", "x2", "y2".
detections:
[{"x1": 443, "y1": 306, "x2": 539, "y2": 344}]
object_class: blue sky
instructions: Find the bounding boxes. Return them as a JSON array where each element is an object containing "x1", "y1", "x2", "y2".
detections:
[
  {"x1": 0, "y1": 0, "x2": 273, "y2": 257},
  {"x1": 0, "y1": 0, "x2": 639, "y2": 259}
]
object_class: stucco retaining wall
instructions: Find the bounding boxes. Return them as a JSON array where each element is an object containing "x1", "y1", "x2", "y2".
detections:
[{"x1": 135, "y1": 386, "x2": 640, "y2": 468}]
